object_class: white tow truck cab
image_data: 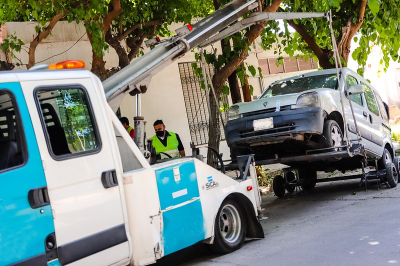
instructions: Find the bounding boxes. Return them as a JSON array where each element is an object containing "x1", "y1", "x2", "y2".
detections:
[{"x1": 0, "y1": 62, "x2": 263, "y2": 266}]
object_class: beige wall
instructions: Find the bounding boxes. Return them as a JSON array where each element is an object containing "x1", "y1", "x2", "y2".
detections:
[{"x1": 1, "y1": 21, "x2": 119, "y2": 70}]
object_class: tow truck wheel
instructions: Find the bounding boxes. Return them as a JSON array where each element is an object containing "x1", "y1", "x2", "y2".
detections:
[
  {"x1": 385, "y1": 162, "x2": 398, "y2": 188},
  {"x1": 321, "y1": 120, "x2": 343, "y2": 151},
  {"x1": 211, "y1": 199, "x2": 247, "y2": 254},
  {"x1": 273, "y1": 175, "x2": 286, "y2": 198},
  {"x1": 284, "y1": 171, "x2": 296, "y2": 193},
  {"x1": 298, "y1": 168, "x2": 317, "y2": 190}
]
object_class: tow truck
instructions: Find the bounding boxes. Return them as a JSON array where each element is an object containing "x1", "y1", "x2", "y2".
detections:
[
  {"x1": 2, "y1": 0, "x2": 383, "y2": 264},
  {"x1": 0, "y1": 1, "x2": 267, "y2": 265}
]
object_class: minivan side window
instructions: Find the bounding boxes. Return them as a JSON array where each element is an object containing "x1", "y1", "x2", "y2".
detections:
[
  {"x1": 362, "y1": 83, "x2": 380, "y2": 117},
  {"x1": 36, "y1": 87, "x2": 100, "y2": 158},
  {"x1": 346, "y1": 75, "x2": 363, "y2": 106},
  {"x1": 0, "y1": 90, "x2": 27, "y2": 172},
  {"x1": 375, "y1": 93, "x2": 389, "y2": 122}
]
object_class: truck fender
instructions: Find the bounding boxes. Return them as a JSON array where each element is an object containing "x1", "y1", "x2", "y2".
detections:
[{"x1": 225, "y1": 193, "x2": 264, "y2": 239}]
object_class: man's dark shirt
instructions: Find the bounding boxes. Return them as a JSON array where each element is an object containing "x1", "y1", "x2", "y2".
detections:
[{"x1": 156, "y1": 130, "x2": 184, "y2": 151}]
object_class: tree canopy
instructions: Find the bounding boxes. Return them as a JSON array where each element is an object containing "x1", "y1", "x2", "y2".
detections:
[
  {"x1": 266, "y1": 0, "x2": 400, "y2": 75},
  {"x1": 0, "y1": 0, "x2": 213, "y2": 77}
]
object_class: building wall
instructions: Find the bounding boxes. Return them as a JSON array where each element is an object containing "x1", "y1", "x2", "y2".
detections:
[{"x1": 1, "y1": 21, "x2": 119, "y2": 70}]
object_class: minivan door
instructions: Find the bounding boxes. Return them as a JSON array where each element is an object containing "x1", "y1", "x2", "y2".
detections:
[
  {"x1": 344, "y1": 75, "x2": 376, "y2": 153},
  {"x1": 0, "y1": 84, "x2": 56, "y2": 265},
  {"x1": 360, "y1": 83, "x2": 384, "y2": 156},
  {"x1": 22, "y1": 79, "x2": 130, "y2": 266}
]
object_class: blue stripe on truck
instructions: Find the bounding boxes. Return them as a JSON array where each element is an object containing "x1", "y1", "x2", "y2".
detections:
[
  {"x1": 155, "y1": 161, "x2": 205, "y2": 255},
  {"x1": 0, "y1": 82, "x2": 55, "y2": 266}
]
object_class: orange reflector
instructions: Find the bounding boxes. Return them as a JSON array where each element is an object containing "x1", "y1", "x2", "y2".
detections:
[
  {"x1": 187, "y1": 24, "x2": 193, "y2": 31},
  {"x1": 247, "y1": 186, "x2": 253, "y2": 191},
  {"x1": 49, "y1": 60, "x2": 85, "y2": 70}
]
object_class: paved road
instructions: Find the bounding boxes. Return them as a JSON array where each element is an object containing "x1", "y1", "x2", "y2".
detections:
[{"x1": 156, "y1": 178, "x2": 400, "y2": 266}]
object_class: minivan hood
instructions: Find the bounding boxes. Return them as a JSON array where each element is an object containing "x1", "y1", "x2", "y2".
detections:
[{"x1": 234, "y1": 88, "x2": 327, "y2": 114}]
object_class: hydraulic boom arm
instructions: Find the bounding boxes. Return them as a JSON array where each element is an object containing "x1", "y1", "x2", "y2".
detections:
[{"x1": 103, "y1": 0, "x2": 257, "y2": 111}]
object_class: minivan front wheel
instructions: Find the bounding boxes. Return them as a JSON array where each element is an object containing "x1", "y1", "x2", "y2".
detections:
[
  {"x1": 378, "y1": 148, "x2": 392, "y2": 170},
  {"x1": 321, "y1": 120, "x2": 343, "y2": 151}
]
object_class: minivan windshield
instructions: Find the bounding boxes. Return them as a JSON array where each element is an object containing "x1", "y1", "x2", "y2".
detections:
[{"x1": 261, "y1": 74, "x2": 338, "y2": 98}]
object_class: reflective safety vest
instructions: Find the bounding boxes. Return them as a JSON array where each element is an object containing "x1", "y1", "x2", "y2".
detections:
[
  {"x1": 127, "y1": 126, "x2": 134, "y2": 138},
  {"x1": 150, "y1": 132, "x2": 180, "y2": 159}
]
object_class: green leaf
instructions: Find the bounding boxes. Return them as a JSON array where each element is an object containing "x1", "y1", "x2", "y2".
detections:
[
  {"x1": 368, "y1": 0, "x2": 380, "y2": 16},
  {"x1": 248, "y1": 65, "x2": 256, "y2": 76},
  {"x1": 222, "y1": 84, "x2": 229, "y2": 95}
]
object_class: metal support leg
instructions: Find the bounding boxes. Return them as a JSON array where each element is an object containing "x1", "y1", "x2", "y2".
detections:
[
  {"x1": 360, "y1": 160, "x2": 368, "y2": 191},
  {"x1": 375, "y1": 160, "x2": 382, "y2": 189}
]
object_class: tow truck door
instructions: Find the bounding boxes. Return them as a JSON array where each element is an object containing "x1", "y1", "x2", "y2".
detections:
[
  {"x1": 22, "y1": 77, "x2": 130, "y2": 266},
  {"x1": 0, "y1": 83, "x2": 56, "y2": 265}
]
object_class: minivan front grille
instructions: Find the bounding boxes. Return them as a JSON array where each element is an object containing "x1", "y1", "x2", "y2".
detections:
[
  {"x1": 239, "y1": 123, "x2": 297, "y2": 138},
  {"x1": 242, "y1": 105, "x2": 291, "y2": 117}
]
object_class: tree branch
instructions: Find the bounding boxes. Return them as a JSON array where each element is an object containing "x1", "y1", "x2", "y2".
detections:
[
  {"x1": 127, "y1": 26, "x2": 156, "y2": 61},
  {"x1": 339, "y1": 0, "x2": 367, "y2": 63},
  {"x1": 102, "y1": 0, "x2": 122, "y2": 33},
  {"x1": 28, "y1": 13, "x2": 64, "y2": 69},
  {"x1": 287, "y1": 20, "x2": 324, "y2": 59},
  {"x1": 118, "y1": 19, "x2": 162, "y2": 41}
]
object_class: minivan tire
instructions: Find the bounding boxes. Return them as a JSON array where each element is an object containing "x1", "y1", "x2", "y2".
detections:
[
  {"x1": 385, "y1": 162, "x2": 398, "y2": 188},
  {"x1": 321, "y1": 120, "x2": 343, "y2": 151},
  {"x1": 378, "y1": 148, "x2": 392, "y2": 170}
]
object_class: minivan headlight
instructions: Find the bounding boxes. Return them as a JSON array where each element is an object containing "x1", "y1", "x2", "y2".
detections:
[
  {"x1": 228, "y1": 105, "x2": 242, "y2": 121},
  {"x1": 292, "y1": 92, "x2": 320, "y2": 109}
]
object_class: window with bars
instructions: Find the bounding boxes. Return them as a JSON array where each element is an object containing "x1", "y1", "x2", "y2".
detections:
[
  {"x1": 258, "y1": 56, "x2": 318, "y2": 75},
  {"x1": 178, "y1": 62, "x2": 227, "y2": 146}
]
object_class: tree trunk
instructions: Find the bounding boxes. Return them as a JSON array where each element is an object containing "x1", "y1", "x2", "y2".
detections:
[
  {"x1": 105, "y1": 29, "x2": 130, "y2": 69},
  {"x1": 242, "y1": 66, "x2": 251, "y2": 102},
  {"x1": 228, "y1": 71, "x2": 242, "y2": 103},
  {"x1": 87, "y1": 29, "x2": 109, "y2": 81},
  {"x1": 220, "y1": 38, "x2": 242, "y2": 104},
  {"x1": 206, "y1": 87, "x2": 222, "y2": 167},
  {"x1": 206, "y1": 0, "x2": 282, "y2": 164}
]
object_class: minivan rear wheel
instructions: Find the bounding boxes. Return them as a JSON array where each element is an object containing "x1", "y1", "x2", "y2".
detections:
[{"x1": 321, "y1": 120, "x2": 343, "y2": 151}]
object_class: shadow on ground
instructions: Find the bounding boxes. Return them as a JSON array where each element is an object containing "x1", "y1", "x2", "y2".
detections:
[{"x1": 153, "y1": 177, "x2": 392, "y2": 265}]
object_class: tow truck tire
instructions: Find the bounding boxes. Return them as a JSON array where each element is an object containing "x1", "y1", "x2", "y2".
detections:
[
  {"x1": 385, "y1": 162, "x2": 398, "y2": 188},
  {"x1": 378, "y1": 148, "x2": 392, "y2": 170},
  {"x1": 210, "y1": 199, "x2": 247, "y2": 254},
  {"x1": 394, "y1": 157, "x2": 400, "y2": 182},
  {"x1": 273, "y1": 175, "x2": 286, "y2": 198},
  {"x1": 284, "y1": 171, "x2": 296, "y2": 193},
  {"x1": 298, "y1": 168, "x2": 317, "y2": 190},
  {"x1": 321, "y1": 120, "x2": 343, "y2": 150}
]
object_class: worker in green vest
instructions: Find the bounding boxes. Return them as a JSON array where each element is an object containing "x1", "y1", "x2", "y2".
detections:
[
  {"x1": 150, "y1": 119, "x2": 185, "y2": 161},
  {"x1": 119, "y1": 117, "x2": 135, "y2": 140}
]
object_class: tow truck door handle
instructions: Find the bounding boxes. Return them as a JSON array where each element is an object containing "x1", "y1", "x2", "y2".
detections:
[
  {"x1": 101, "y1": 170, "x2": 118, "y2": 188},
  {"x1": 28, "y1": 186, "x2": 50, "y2": 209}
]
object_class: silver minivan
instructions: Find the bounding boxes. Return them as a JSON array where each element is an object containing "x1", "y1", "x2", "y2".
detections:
[{"x1": 225, "y1": 68, "x2": 396, "y2": 186}]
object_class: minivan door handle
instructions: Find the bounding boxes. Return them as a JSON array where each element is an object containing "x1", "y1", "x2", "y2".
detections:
[
  {"x1": 28, "y1": 186, "x2": 50, "y2": 209},
  {"x1": 101, "y1": 170, "x2": 118, "y2": 189},
  {"x1": 363, "y1": 111, "x2": 368, "y2": 117}
]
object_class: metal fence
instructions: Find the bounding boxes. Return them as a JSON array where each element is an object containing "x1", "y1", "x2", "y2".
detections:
[{"x1": 178, "y1": 62, "x2": 227, "y2": 146}]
